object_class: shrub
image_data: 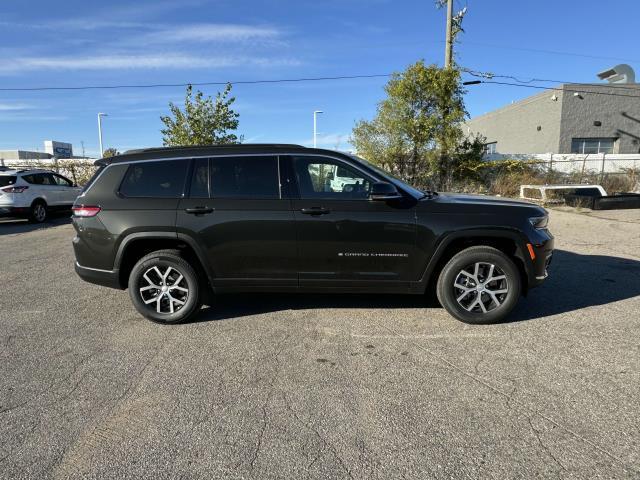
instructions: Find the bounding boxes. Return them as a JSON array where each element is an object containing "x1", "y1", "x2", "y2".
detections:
[{"x1": 2, "y1": 159, "x2": 98, "y2": 186}]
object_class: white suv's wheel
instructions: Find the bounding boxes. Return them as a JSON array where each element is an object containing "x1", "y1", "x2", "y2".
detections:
[
  {"x1": 29, "y1": 200, "x2": 48, "y2": 223},
  {"x1": 128, "y1": 249, "x2": 202, "y2": 324}
]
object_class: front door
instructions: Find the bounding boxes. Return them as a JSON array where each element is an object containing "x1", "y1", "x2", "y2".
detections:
[
  {"x1": 285, "y1": 155, "x2": 419, "y2": 290},
  {"x1": 176, "y1": 155, "x2": 297, "y2": 290},
  {"x1": 52, "y1": 173, "x2": 82, "y2": 206}
]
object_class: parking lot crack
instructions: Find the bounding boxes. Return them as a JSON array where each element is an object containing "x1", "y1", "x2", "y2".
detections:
[
  {"x1": 527, "y1": 416, "x2": 567, "y2": 472},
  {"x1": 378, "y1": 322, "x2": 640, "y2": 477},
  {"x1": 0, "y1": 350, "x2": 101, "y2": 416},
  {"x1": 283, "y1": 392, "x2": 355, "y2": 480},
  {"x1": 248, "y1": 334, "x2": 290, "y2": 476}
]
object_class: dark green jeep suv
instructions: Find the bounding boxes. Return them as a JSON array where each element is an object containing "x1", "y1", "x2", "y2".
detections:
[{"x1": 72, "y1": 144, "x2": 553, "y2": 324}]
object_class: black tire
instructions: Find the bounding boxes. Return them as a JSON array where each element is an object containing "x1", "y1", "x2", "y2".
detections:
[
  {"x1": 128, "y1": 249, "x2": 202, "y2": 324},
  {"x1": 28, "y1": 200, "x2": 48, "y2": 223},
  {"x1": 436, "y1": 246, "x2": 522, "y2": 324}
]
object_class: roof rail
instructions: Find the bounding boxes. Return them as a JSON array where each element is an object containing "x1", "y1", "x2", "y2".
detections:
[{"x1": 122, "y1": 143, "x2": 306, "y2": 155}]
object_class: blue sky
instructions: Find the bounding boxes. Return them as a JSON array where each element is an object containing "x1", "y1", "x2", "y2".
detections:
[{"x1": 1, "y1": 0, "x2": 638, "y2": 157}]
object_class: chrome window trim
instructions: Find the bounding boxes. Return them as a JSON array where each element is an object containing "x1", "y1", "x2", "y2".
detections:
[{"x1": 81, "y1": 151, "x2": 386, "y2": 198}]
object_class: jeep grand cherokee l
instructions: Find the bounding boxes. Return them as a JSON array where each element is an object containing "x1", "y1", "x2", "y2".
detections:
[{"x1": 71, "y1": 144, "x2": 553, "y2": 325}]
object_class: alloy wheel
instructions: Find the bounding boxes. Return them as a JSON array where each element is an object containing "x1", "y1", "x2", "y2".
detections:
[
  {"x1": 34, "y1": 204, "x2": 46, "y2": 222},
  {"x1": 138, "y1": 266, "x2": 189, "y2": 314},
  {"x1": 453, "y1": 262, "x2": 509, "y2": 313}
]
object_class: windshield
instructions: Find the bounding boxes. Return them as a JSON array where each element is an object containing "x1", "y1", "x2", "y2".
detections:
[{"x1": 347, "y1": 154, "x2": 428, "y2": 199}]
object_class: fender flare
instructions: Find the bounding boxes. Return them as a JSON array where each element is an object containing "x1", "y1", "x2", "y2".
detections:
[
  {"x1": 417, "y1": 228, "x2": 533, "y2": 291},
  {"x1": 113, "y1": 231, "x2": 216, "y2": 289}
]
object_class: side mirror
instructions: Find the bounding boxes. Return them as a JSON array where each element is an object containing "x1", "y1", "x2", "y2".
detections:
[{"x1": 369, "y1": 182, "x2": 402, "y2": 201}]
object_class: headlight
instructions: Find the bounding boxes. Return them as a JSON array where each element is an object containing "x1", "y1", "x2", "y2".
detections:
[{"x1": 529, "y1": 215, "x2": 549, "y2": 229}]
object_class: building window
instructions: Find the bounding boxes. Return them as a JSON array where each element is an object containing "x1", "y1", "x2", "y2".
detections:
[
  {"x1": 484, "y1": 142, "x2": 497, "y2": 155},
  {"x1": 570, "y1": 138, "x2": 616, "y2": 154}
]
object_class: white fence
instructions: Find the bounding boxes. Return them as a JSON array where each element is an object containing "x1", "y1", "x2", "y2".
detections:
[{"x1": 485, "y1": 153, "x2": 640, "y2": 175}]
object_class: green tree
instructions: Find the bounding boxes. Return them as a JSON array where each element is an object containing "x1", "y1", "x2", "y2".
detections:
[
  {"x1": 160, "y1": 83, "x2": 242, "y2": 146},
  {"x1": 102, "y1": 147, "x2": 119, "y2": 158},
  {"x1": 351, "y1": 60, "x2": 479, "y2": 190}
]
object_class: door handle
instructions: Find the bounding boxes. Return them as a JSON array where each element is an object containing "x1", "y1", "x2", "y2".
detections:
[
  {"x1": 185, "y1": 206, "x2": 214, "y2": 215},
  {"x1": 300, "y1": 207, "x2": 331, "y2": 215}
]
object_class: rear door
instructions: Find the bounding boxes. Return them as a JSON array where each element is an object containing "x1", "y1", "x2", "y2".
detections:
[
  {"x1": 27, "y1": 173, "x2": 59, "y2": 205},
  {"x1": 285, "y1": 155, "x2": 419, "y2": 290},
  {"x1": 176, "y1": 155, "x2": 297, "y2": 290}
]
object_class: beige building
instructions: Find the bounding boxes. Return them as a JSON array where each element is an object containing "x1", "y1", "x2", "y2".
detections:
[{"x1": 465, "y1": 83, "x2": 640, "y2": 155}]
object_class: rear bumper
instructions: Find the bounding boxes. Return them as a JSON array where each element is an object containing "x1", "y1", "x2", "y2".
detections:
[{"x1": 75, "y1": 262, "x2": 122, "y2": 289}]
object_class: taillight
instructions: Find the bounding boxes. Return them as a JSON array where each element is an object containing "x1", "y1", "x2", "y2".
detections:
[
  {"x1": 1, "y1": 186, "x2": 28, "y2": 193},
  {"x1": 72, "y1": 205, "x2": 101, "y2": 217}
]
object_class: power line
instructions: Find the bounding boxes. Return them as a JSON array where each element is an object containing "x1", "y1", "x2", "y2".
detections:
[
  {"x1": 468, "y1": 80, "x2": 640, "y2": 99},
  {"x1": 0, "y1": 73, "x2": 391, "y2": 92},
  {"x1": 1, "y1": 66, "x2": 638, "y2": 99},
  {"x1": 460, "y1": 40, "x2": 640, "y2": 64},
  {"x1": 462, "y1": 68, "x2": 640, "y2": 92}
]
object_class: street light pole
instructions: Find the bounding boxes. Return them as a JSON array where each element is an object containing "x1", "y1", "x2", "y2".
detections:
[
  {"x1": 97, "y1": 112, "x2": 108, "y2": 157},
  {"x1": 313, "y1": 110, "x2": 323, "y2": 148}
]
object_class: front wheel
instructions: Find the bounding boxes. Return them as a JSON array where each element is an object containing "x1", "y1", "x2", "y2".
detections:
[
  {"x1": 436, "y1": 246, "x2": 522, "y2": 324},
  {"x1": 128, "y1": 249, "x2": 202, "y2": 324}
]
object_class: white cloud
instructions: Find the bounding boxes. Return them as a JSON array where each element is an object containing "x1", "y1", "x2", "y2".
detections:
[
  {"x1": 1, "y1": 54, "x2": 300, "y2": 73},
  {"x1": 141, "y1": 24, "x2": 282, "y2": 44},
  {"x1": 0, "y1": 114, "x2": 69, "y2": 122},
  {"x1": 0, "y1": 103, "x2": 33, "y2": 111}
]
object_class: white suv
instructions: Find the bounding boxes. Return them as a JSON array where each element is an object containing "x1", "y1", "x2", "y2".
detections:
[{"x1": 0, "y1": 168, "x2": 82, "y2": 223}]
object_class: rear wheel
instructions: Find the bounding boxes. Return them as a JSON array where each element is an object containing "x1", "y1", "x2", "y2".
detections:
[
  {"x1": 29, "y1": 200, "x2": 48, "y2": 223},
  {"x1": 128, "y1": 249, "x2": 202, "y2": 324},
  {"x1": 436, "y1": 246, "x2": 521, "y2": 324}
]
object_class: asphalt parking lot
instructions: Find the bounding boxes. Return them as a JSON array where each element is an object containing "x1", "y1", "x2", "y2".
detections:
[{"x1": 1, "y1": 208, "x2": 639, "y2": 479}]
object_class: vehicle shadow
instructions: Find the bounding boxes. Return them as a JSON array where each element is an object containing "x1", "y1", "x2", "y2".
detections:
[
  {"x1": 191, "y1": 249, "x2": 640, "y2": 324},
  {"x1": 510, "y1": 249, "x2": 640, "y2": 321},
  {"x1": 0, "y1": 215, "x2": 71, "y2": 236},
  {"x1": 194, "y1": 292, "x2": 435, "y2": 323}
]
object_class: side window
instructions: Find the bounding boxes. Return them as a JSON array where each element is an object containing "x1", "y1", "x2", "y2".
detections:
[
  {"x1": 292, "y1": 156, "x2": 373, "y2": 199},
  {"x1": 28, "y1": 173, "x2": 55, "y2": 185},
  {"x1": 210, "y1": 156, "x2": 279, "y2": 199},
  {"x1": 189, "y1": 158, "x2": 209, "y2": 198},
  {"x1": 53, "y1": 174, "x2": 73, "y2": 187},
  {"x1": 119, "y1": 160, "x2": 188, "y2": 198}
]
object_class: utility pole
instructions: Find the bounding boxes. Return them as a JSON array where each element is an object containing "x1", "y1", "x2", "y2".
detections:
[
  {"x1": 97, "y1": 112, "x2": 108, "y2": 157},
  {"x1": 313, "y1": 110, "x2": 323, "y2": 148},
  {"x1": 444, "y1": 0, "x2": 453, "y2": 68}
]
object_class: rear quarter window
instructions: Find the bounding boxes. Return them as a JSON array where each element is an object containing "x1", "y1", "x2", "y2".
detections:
[
  {"x1": 119, "y1": 160, "x2": 188, "y2": 198},
  {"x1": 0, "y1": 176, "x2": 17, "y2": 187},
  {"x1": 81, "y1": 165, "x2": 105, "y2": 193}
]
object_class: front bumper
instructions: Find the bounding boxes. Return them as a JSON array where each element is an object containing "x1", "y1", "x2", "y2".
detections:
[
  {"x1": 527, "y1": 233, "x2": 554, "y2": 288},
  {"x1": 75, "y1": 262, "x2": 122, "y2": 289}
]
